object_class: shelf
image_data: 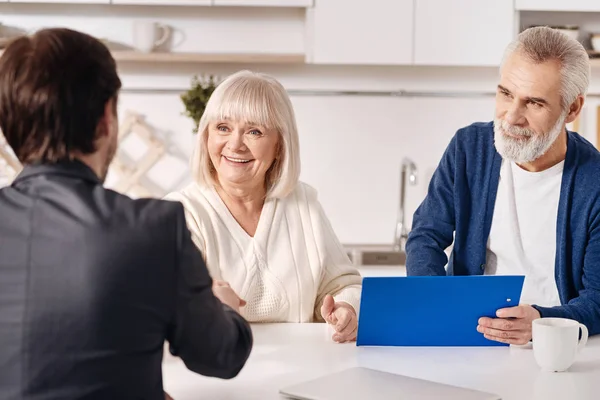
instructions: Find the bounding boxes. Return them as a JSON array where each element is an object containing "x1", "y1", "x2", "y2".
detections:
[
  {"x1": 2, "y1": 46, "x2": 599, "y2": 67},
  {"x1": 0, "y1": 38, "x2": 13, "y2": 48},
  {"x1": 587, "y1": 50, "x2": 600, "y2": 67},
  {"x1": 112, "y1": 51, "x2": 305, "y2": 64},
  {"x1": 0, "y1": 49, "x2": 306, "y2": 64}
]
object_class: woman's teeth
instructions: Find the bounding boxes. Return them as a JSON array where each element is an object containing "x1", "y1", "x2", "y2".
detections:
[{"x1": 224, "y1": 156, "x2": 251, "y2": 163}]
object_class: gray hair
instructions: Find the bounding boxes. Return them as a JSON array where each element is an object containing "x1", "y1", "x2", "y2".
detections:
[
  {"x1": 501, "y1": 26, "x2": 590, "y2": 110},
  {"x1": 190, "y1": 70, "x2": 300, "y2": 199}
]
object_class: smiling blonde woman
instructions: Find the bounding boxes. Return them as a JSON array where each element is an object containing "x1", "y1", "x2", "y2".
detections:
[{"x1": 165, "y1": 70, "x2": 362, "y2": 343}]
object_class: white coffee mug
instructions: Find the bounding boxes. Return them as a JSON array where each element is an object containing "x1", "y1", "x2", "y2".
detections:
[
  {"x1": 133, "y1": 21, "x2": 170, "y2": 53},
  {"x1": 532, "y1": 318, "x2": 588, "y2": 372}
]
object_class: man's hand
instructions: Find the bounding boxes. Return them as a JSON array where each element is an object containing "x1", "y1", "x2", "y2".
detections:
[
  {"x1": 212, "y1": 280, "x2": 246, "y2": 313},
  {"x1": 477, "y1": 304, "x2": 541, "y2": 345},
  {"x1": 320, "y1": 294, "x2": 358, "y2": 343}
]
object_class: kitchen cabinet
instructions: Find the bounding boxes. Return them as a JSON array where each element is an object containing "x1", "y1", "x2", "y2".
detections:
[
  {"x1": 414, "y1": 0, "x2": 515, "y2": 66},
  {"x1": 213, "y1": 0, "x2": 313, "y2": 6},
  {"x1": 111, "y1": 0, "x2": 211, "y2": 4},
  {"x1": 306, "y1": 0, "x2": 413, "y2": 65},
  {"x1": 111, "y1": 0, "x2": 310, "y2": 6},
  {"x1": 8, "y1": 0, "x2": 109, "y2": 3},
  {"x1": 516, "y1": 0, "x2": 600, "y2": 12}
]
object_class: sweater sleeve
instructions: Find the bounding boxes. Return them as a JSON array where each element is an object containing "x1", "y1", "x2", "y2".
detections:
[
  {"x1": 164, "y1": 192, "x2": 211, "y2": 268},
  {"x1": 310, "y1": 197, "x2": 362, "y2": 322},
  {"x1": 405, "y1": 134, "x2": 458, "y2": 276},
  {"x1": 533, "y1": 211, "x2": 600, "y2": 335},
  {"x1": 164, "y1": 191, "x2": 207, "y2": 261}
]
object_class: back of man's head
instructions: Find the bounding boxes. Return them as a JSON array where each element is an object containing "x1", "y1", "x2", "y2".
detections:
[{"x1": 0, "y1": 28, "x2": 122, "y2": 164}]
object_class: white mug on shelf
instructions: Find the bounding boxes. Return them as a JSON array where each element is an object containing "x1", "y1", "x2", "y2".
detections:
[
  {"x1": 532, "y1": 318, "x2": 588, "y2": 372},
  {"x1": 132, "y1": 21, "x2": 170, "y2": 53},
  {"x1": 591, "y1": 34, "x2": 600, "y2": 52}
]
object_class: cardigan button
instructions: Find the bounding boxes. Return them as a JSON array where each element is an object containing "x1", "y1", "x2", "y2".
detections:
[{"x1": 480, "y1": 263, "x2": 486, "y2": 271}]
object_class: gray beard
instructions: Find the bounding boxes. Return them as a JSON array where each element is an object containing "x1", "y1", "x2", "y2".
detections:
[{"x1": 493, "y1": 112, "x2": 566, "y2": 163}]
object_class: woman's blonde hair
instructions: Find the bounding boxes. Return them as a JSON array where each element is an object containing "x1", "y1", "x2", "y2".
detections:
[{"x1": 191, "y1": 70, "x2": 300, "y2": 199}]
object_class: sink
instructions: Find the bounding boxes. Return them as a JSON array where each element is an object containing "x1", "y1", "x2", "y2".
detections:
[{"x1": 344, "y1": 244, "x2": 406, "y2": 266}]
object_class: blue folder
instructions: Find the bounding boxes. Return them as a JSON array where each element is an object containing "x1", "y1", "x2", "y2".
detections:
[{"x1": 356, "y1": 275, "x2": 525, "y2": 347}]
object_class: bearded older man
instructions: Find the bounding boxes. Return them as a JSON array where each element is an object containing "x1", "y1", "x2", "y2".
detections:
[{"x1": 406, "y1": 26, "x2": 600, "y2": 345}]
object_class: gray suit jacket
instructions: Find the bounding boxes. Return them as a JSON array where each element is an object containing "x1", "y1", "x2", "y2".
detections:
[{"x1": 0, "y1": 161, "x2": 252, "y2": 400}]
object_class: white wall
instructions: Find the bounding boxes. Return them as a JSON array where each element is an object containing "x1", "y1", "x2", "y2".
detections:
[
  {"x1": 0, "y1": 3, "x2": 306, "y2": 54},
  {"x1": 115, "y1": 63, "x2": 600, "y2": 245},
  {"x1": 2, "y1": 3, "x2": 600, "y2": 245}
]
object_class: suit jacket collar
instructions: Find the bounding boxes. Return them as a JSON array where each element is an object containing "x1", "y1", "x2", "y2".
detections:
[{"x1": 13, "y1": 160, "x2": 102, "y2": 185}]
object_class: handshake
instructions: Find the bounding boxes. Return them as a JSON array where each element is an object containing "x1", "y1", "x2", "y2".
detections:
[
  {"x1": 211, "y1": 280, "x2": 358, "y2": 343},
  {"x1": 212, "y1": 280, "x2": 247, "y2": 313}
]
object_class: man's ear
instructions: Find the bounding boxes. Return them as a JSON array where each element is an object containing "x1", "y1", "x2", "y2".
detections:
[
  {"x1": 96, "y1": 98, "x2": 117, "y2": 140},
  {"x1": 565, "y1": 95, "x2": 585, "y2": 124}
]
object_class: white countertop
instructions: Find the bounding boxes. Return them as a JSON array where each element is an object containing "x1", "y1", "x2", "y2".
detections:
[
  {"x1": 357, "y1": 264, "x2": 406, "y2": 277},
  {"x1": 162, "y1": 323, "x2": 600, "y2": 400}
]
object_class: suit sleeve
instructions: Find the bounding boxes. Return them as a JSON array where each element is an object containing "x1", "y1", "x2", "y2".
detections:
[{"x1": 166, "y1": 206, "x2": 253, "y2": 379}]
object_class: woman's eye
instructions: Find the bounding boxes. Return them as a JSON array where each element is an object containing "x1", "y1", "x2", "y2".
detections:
[{"x1": 249, "y1": 130, "x2": 262, "y2": 136}]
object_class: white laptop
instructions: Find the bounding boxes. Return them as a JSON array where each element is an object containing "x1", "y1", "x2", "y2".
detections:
[{"x1": 279, "y1": 367, "x2": 501, "y2": 400}]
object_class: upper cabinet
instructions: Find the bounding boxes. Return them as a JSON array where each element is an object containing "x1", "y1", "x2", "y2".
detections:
[
  {"x1": 111, "y1": 0, "x2": 312, "y2": 5},
  {"x1": 516, "y1": 0, "x2": 600, "y2": 12},
  {"x1": 111, "y1": 0, "x2": 211, "y2": 4},
  {"x1": 306, "y1": 0, "x2": 413, "y2": 65},
  {"x1": 5, "y1": 0, "x2": 312, "y2": 4},
  {"x1": 414, "y1": 0, "x2": 514, "y2": 66},
  {"x1": 213, "y1": 0, "x2": 313, "y2": 6},
  {"x1": 8, "y1": 0, "x2": 109, "y2": 3}
]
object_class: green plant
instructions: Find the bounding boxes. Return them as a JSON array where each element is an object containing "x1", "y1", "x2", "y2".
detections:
[{"x1": 180, "y1": 74, "x2": 219, "y2": 134}]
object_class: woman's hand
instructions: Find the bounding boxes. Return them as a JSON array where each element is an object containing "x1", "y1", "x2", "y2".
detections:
[
  {"x1": 320, "y1": 295, "x2": 358, "y2": 343},
  {"x1": 212, "y1": 280, "x2": 247, "y2": 313}
]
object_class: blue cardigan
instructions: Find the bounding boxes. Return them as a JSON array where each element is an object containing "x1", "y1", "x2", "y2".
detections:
[{"x1": 406, "y1": 121, "x2": 600, "y2": 335}]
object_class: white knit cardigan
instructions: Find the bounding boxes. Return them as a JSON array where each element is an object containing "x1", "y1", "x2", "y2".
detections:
[{"x1": 165, "y1": 182, "x2": 362, "y2": 323}]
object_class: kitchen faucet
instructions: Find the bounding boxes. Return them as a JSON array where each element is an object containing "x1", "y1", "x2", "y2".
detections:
[{"x1": 393, "y1": 158, "x2": 417, "y2": 252}]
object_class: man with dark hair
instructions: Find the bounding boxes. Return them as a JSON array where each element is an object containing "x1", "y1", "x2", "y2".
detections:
[{"x1": 0, "y1": 28, "x2": 252, "y2": 400}]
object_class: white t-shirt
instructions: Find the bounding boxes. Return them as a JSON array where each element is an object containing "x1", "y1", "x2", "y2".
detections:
[{"x1": 485, "y1": 159, "x2": 564, "y2": 307}]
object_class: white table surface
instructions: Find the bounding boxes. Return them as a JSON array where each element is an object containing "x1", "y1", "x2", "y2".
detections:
[
  {"x1": 357, "y1": 264, "x2": 406, "y2": 277},
  {"x1": 162, "y1": 323, "x2": 600, "y2": 400}
]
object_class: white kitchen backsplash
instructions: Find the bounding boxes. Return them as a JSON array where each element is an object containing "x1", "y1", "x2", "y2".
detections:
[
  {"x1": 115, "y1": 64, "x2": 600, "y2": 245},
  {"x1": 2, "y1": 3, "x2": 599, "y2": 244},
  {"x1": 1, "y1": 63, "x2": 597, "y2": 244}
]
